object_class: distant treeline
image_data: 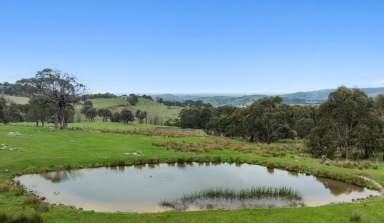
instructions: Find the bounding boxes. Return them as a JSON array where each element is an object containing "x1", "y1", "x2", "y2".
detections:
[
  {"x1": 0, "y1": 82, "x2": 26, "y2": 96},
  {"x1": 157, "y1": 98, "x2": 209, "y2": 107},
  {"x1": 176, "y1": 87, "x2": 384, "y2": 160},
  {"x1": 84, "y1": 93, "x2": 117, "y2": 99}
]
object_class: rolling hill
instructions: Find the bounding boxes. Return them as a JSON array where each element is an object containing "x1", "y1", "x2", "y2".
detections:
[
  {"x1": 1, "y1": 94, "x2": 182, "y2": 124},
  {"x1": 153, "y1": 87, "x2": 384, "y2": 107},
  {"x1": 88, "y1": 97, "x2": 182, "y2": 124}
]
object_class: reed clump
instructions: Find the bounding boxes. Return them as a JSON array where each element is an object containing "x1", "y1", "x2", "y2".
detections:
[
  {"x1": 180, "y1": 187, "x2": 301, "y2": 202},
  {"x1": 160, "y1": 186, "x2": 302, "y2": 210},
  {"x1": 24, "y1": 195, "x2": 41, "y2": 205},
  {"x1": 0, "y1": 183, "x2": 10, "y2": 192}
]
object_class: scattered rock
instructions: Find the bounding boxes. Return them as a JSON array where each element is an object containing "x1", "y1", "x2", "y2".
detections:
[
  {"x1": 0, "y1": 143, "x2": 16, "y2": 151},
  {"x1": 124, "y1": 151, "x2": 142, "y2": 156},
  {"x1": 7, "y1": 131, "x2": 22, "y2": 137}
]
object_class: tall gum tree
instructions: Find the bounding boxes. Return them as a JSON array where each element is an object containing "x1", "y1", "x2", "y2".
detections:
[{"x1": 17, "y1": 68, "x2": 85, "y2": 129}]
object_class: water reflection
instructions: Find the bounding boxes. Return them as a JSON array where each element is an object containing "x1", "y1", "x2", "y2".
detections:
[
  {"x1": 40, "y1": 170, "x2": 82, "y2": 183},
  {"x1": 266, "y1": 167, "x2": 275, "y2": 174},
  {"x1": 315, "y1": 177, "x2": 363, "y2": 196},
  {"x1": 15, "y1": 163, "x2": 380, "y2": 213}
]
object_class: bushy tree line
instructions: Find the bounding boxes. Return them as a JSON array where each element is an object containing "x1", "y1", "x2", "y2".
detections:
[
  {"x1": 83, "y1": 93, "x2": 117, "y2": 99},
  {"x1": 157, "y1": 98, "x2": 210, "y2": 107},
  {"x1": 179, "y1": 96, "x2": 316, "y2": 143},
  {"x1": 178, "y1": 87, "x2": 384, "y2": 160},
  {"x1": 0, "y1": 82, "x2": 26, "y2": 96}
]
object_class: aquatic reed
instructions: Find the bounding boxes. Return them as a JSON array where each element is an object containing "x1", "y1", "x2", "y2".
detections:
[{"x1": 160, "y1": 186, "x2": 302, "y2": 210}]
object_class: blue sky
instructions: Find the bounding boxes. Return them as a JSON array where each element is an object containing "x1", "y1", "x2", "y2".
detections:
[{"x1": 1, "y1": 0, "x2": 384, "y2": 94}]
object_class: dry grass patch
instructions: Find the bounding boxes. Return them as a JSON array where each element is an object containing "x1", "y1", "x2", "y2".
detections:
[
  {"x1": 154, "y1": 137, "x2": 304, "y2": 156},
  {"x1": 74, "y1": 126, "x2": 207, "y2": 137}
]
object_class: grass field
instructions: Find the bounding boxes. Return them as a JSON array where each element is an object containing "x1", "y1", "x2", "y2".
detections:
[
  {"x1": 2, "y1": 95, "x2": 29, "y2": 105},
  {"x1": 0, "y1": 124, "x2": 383, "y2": 222},
  {"x1": 2, "y1": 95, "x2": 182, "y2": 124},
  {"x1": 70, "y1": 122, "x2": 161, "y2": 130}
]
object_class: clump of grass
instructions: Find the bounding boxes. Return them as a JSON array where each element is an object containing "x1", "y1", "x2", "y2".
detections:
[
  {"x1": 109, "y1": 160, "x2": 126, "y2": 167},
  {"x1": 10, "y1": 184, "x2": 25, "y2": 196},
  {"x1": 146, "y1": 158, "x2": 160, "y2": 164},
  {"x1": 350, "y1": 211, "x2": 362, "y2": 222},
  {"x1": 23, "y1": 194, "x2": 50, "y2": 212},
  {"x1": 181, "y1": 187, "x2": 301, "y2": 202},
  {"x1": 332, "y1": 160, "x2": 377, "y2": 170},
  {"x1": 0, "y1": 211, "x2": 43, "y2": 223},
  {"x1": 24, "y1": 195, "x2": 41, "y2": 205},
  {"x1": 160, "y1": 186, "x2": 302, "y2": 210},
  {"x1": 33, "y1": 202, "x2": 50, "y2": 212},
  {"x1": 266, "y1": 161, "x2": 275, "y2": 169},
  {"x1": 0, "y1": 183, "x2": 10, "y2": 192},
  {"x1": 286, "y1": 164, "x2": 300, "y2": 173}
]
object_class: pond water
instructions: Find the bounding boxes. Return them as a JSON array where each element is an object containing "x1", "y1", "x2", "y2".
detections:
[{"x1": 15, "y1": 163, "x2": 380, "y2": 213}]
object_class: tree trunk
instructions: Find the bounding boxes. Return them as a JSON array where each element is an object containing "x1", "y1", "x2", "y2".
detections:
[
  {"x1": 364, "y1": 148, "x2": 370, "y2": 159},
  {"x1": 249, "y1": 134, "x2": 255, "y2": 142},
  {"x1": 60, "y1": 110, "x2": 66, "y2": 129}
]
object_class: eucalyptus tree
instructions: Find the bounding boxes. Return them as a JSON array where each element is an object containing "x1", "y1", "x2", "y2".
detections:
[
  {"x1": 120, "y1": 109, "x2": 134, "y2": 123},
  {"x1": 0, "y1": 97, "x2": 7, "y2": 123},
  {"x1": 111, "y1": 112, "x2": 121, "y2": 122},
  {"x1": 85, "y1": 107, "x2": 97, "y2": 121},
  {"x1": 246, "y1": 96, "x2": 287, "y2": 143},
  {"x1": 375, "y1": 94, "x2": 384, "y2": 120},
  {"x1": 307, "y1": 87, "x2": 384, "y2": 159},
  {"x1": 27, "y1": 95, "x2": 54, "y2": 126},
  {"x1": 98, "y1": 108, "x2": 112, "y2": 122},
  {"x1": 17, "y1": 68, "x2": 85, "y2": 129},
  {"x1": 135, "y1": 110, "x2": 147, "y2": 123},
  {"x1": 127, "y1": 94, "x2": 139, "y2": 106}
]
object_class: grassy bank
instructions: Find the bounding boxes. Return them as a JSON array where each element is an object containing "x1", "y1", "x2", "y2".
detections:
[{"x1": 0, "y1": 124, "x2": 383, "y2": 222}]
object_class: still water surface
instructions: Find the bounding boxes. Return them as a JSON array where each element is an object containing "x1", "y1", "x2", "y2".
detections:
[{"x1": 15, "y1": 163, "x2": 380, "y2": 212}]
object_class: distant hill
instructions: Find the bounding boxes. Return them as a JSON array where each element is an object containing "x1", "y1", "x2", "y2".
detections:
[
  {"x1": 153, "y1": 87, "x2": 384, "y2": 107},
  {"x1": 281, "y1": 87, "x2": 384, "y2": 104},
  {"x1": 152, "y1": 94, "x2": 265, "y2": 107}
]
